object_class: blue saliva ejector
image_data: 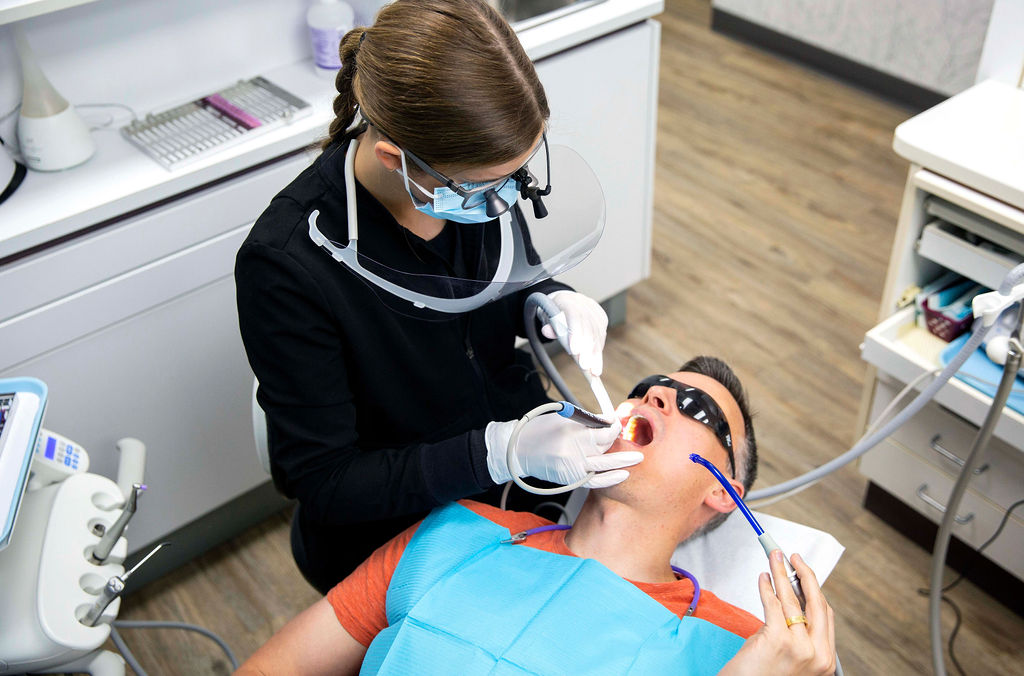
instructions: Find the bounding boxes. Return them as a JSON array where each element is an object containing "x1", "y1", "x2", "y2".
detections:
[{"x1": 690, "y1": 453, "x2": 807, "y2": 610}]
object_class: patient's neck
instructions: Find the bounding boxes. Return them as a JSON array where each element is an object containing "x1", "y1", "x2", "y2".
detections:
[{"x1": 564, "y1": 498, "x2": 683, "y2": 584}]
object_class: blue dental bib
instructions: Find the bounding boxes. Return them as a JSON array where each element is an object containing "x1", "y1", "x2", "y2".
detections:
[{"x1": 360, "y1": 503, "x2": 744, "y2": 675}]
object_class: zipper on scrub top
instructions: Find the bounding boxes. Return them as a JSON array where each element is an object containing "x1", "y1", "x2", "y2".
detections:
[{"x1": 461, "y1": 315, "x2": 495, "y2": 421}]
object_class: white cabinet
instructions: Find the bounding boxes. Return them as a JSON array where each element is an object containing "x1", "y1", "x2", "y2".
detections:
[
  {"x1": 857, "y1": 81, "x2": 1024, "y2": 582},
  {"x1": 0, "y1": 154, "x2": 314, "y2": 558}
]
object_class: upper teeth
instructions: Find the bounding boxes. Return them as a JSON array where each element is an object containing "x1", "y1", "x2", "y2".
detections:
[{"x1": 622, "y1": 415, "x2": 647, "y2": 442}]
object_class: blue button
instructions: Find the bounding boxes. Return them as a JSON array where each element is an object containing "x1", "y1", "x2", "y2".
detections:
[{"x1": 64, "y1": 457, "x2": 71, "y2": 466}]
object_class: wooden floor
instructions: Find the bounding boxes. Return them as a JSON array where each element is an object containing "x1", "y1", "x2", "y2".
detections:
[{"x1": 113, "y1": 1, "x2": 1024, "y2": 673}]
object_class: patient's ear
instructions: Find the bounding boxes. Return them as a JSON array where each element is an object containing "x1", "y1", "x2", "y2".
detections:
[{"x1": 704, "y1": 478, "x2": 744, "y2": 515}]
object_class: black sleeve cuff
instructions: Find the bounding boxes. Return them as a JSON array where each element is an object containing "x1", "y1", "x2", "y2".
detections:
[{"x1": 418, "y1": 429, "x2": 496, "y2": 503}]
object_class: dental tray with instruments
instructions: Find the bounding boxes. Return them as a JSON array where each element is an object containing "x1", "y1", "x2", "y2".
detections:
[{"x1": 120, "y1": 77, "x2": 312, "y2": 170}]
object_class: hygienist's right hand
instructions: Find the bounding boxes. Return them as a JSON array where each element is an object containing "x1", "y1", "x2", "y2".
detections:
[{"x1": 484, "y1": 415, "x2": 642, "y2": 488}]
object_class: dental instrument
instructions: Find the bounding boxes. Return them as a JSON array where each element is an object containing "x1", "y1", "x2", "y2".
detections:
[
  {"x1": 0, "y1": 379, "x2": 238, "y2": 675},
  {"x1": 525, "y1": 291, "x2": 616, "y2": 416},
  {"x1": 504, "y1": 400, "x2": 614, "y2": 495},
  {"x1": 501, "y1": 292, "x2": 617, "y2": 496},
  {"x1": 90, "y1": 483, "x2": 145, "y2": 564},
  {"x1": 82, "y1": 542, "x2": 168, "y2": 627},
  {"x1": 689, "y1": 453, "x2": 806, "y2": 610},
  {"x1": 691, "y1": 452, "x2": 845, "y2": 676}
]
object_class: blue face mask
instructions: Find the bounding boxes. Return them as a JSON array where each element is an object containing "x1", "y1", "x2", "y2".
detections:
[{"x1": 398, "y1": 153, "x2": 520, "y2": 224}]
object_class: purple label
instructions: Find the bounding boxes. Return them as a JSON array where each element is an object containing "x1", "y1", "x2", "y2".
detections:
[{"x1": 310, "y1": 26, "x2": 344, "y2": 70}]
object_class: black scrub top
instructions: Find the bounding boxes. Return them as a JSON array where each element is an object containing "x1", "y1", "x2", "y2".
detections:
[{"x1": 235, "y1": 132, "x2": 569, "y2": 592}]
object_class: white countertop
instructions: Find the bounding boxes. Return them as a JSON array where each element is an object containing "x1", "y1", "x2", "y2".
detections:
[
  {"x1": 894, "y1": 79, "x2": 1024, "y2": 211},
  {"x1": 0, "y1": 0, "x2": 662, "y2": 260}
]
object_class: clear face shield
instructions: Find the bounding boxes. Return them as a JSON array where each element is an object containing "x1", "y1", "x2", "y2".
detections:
[{"x1": 308, "y1": 142, "x2": 605, "y2": 314}]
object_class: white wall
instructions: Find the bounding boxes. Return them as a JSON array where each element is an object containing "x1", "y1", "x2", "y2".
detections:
[
  {"x1": 977, "y1": 0, "x2": 1024, "y2": 86},
  {"x1": 713, "y1": 0, "x2": 996, "y2": 96}
]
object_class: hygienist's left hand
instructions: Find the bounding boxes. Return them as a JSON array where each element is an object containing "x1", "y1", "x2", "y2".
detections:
[{"x1": 541, "y1": 290, "x2": 608, "y2": 377}]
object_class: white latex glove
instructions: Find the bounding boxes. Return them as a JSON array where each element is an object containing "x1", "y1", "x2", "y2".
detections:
[
  {"x1": 484, "y1": 414, "x2": 642, "y2": 489},
  {"x1": 540, "y1": 290, "x2": 608, "y2": 377}
]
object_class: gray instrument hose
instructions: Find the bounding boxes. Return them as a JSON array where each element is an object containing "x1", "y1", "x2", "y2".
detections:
[
  {"x1": 928, "y1": 305, "x2": 1023, "y2": 675},
  {"x1": 748, "y1": 320, "x2": 991, "y2": 500},
  {"x1": 748, "y1": 262, "x2": 1024, "y2": 501},
  {"x1": 525, "y1": 292, "x2": 582, "y2": 407},
  {"x1": 110, "y1": 620, "x2": 240, "y2": 675}
]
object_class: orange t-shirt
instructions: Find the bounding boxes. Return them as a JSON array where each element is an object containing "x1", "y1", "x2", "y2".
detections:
[{"x1": 327, "y1": 500, "x2": 763, "y2": 647}]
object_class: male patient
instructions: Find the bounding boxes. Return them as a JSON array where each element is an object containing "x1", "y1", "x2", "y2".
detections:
[{"x1": 237, "y1": 356, "x2": 835, "y2": 675}]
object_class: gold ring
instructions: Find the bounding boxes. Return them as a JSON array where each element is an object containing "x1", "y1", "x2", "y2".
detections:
[{"x1": 785, "y1": 615, "x2": 808, "y2": 628}]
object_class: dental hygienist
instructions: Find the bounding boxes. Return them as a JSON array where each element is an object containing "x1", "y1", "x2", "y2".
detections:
[{"x1": 235, "y1": 0, "x2": 641, "y2": 593}]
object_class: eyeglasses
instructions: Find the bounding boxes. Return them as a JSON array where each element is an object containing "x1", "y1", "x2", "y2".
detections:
[
  {"x1": 627, "y1": 375, "x2": 735, "y2": 478},
  {"x1": 402, "y1": 133, "x2": 550, "y2": 218},
  {"x1": 362, "y1": 113, "x2": 550, "y2": 218}
]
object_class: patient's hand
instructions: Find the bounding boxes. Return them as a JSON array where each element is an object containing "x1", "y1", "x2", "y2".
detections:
[{"x1": 717, "y1": 551, "x2": 836, "y2": 676}]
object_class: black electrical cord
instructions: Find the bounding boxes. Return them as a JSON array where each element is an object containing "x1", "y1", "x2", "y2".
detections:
[
  {"x1": 918, "y1": 496, "x2": 1024, "y2": 676},
  {"x1": 941, "y1": 497, "x2": 1024, "y2": 594}
]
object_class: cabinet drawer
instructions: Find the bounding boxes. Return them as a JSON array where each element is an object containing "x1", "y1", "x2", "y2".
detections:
[
  {"x1": 870, "y1": 378, "x2": 1024, "y2": 512},
  {"x1": 0, "y1": 151, "x2": 313, "y2": 323},
  {"x1": 862, "y1": 306, "x2": 1024, "y2": 447},
  {"x1": 917, "y1": 219, "x2": 1022, "y2": 291},
  {"x1": 860, "y1": 439, "x2": 1024, "y2": 580},
  {"x1": 0, "y1": 224, "x2": 249, "y2": 373}
]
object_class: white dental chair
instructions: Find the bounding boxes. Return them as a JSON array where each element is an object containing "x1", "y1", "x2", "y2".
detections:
[{"x1": 252, "y1": 378, "x2": 271, "y2": 475}]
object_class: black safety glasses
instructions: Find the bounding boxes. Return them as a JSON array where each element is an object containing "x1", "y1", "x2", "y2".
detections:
[{"x1": 627, "y1": 375, "x2": 735, "y2": 477}]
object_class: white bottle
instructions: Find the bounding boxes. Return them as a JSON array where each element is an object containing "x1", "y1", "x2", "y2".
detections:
[{"x1": 307, "y1": 0, "x2": 356, "y2": 79}]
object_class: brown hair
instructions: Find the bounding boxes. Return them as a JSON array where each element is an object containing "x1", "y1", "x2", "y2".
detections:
[{"x1": 323, "y1": 0, "x2": 549, "y2": 170}]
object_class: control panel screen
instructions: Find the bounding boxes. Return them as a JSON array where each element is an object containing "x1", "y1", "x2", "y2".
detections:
[{"x1": 0, "y1": 393, "x2": 14, "y2": 446}]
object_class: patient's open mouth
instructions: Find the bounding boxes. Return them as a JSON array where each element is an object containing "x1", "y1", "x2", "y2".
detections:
[{"x1": 622, "y1": 415, "x2": 654, "y2": 446}]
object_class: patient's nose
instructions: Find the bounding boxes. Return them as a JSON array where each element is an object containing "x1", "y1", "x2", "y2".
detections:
[{"x1": 645, "y1": 387, "x2": 674, "y2": 415}]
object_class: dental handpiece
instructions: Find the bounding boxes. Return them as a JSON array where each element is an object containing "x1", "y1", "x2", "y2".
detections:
[
  {"x1": 543, "y1": 304, "x2": 617, "y2": 420},
  {"x1": 82, "y1": 542, "x2": 168, "y2": 626},
  {"x1": 689, "y1": 453, "x2": 806, "y2": 610},
  {"x1": 556, "y1": 401, "x2": 613, "y2": 428},
  {"x1": 91, "y1": 483, "x2": 145, "y2": 564},
  {"x1": 757, "y1": 532, "x2": 807, "y2": 611}
]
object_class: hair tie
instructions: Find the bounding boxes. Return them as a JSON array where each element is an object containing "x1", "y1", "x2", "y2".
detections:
[{"x1": 359, "y1": 31, "x2": 366, "y2": 44}]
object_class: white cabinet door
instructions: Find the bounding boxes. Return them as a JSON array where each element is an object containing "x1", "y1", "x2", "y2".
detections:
[{"x1": 535, "y1": 20, "x2": 660, "y2": 301}]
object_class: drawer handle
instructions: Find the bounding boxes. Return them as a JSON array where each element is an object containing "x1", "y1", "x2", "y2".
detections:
[
  {"x1": 929, "y1": 435, "x2": 989, "y2": 475},
  {"x1": 916, "y1": 484, "x2": 975, "y2": 525}
]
